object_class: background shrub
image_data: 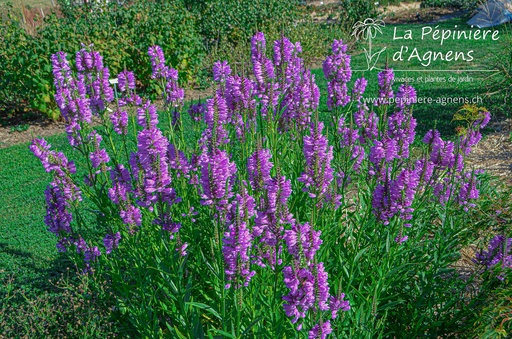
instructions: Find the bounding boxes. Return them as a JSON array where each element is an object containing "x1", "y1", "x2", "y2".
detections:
[
  {"x1": 420, "y1": 0, "x2": 481, "y2": 10},
  {"x1": 338, "y1": 0, "x2": 379, "y2": 32}
]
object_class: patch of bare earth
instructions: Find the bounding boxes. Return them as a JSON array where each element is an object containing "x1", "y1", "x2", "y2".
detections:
[
  {"x1": 466, "y1": 118, "x2": 512, "y2": 185},
  {"x1": 380, "y1": 2, "x2": 464, "y2": 24}
]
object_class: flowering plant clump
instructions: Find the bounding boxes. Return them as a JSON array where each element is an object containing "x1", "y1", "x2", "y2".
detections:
[{"x1": 31, "y1": 36, "x2": 492, "y2": 338}]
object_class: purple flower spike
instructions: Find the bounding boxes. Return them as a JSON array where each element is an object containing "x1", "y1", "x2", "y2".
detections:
[
  {"x1": 88, "y1": 131, "x2": 110, "y2": 169},
  {"x1": 188, "y1": 102, "x2": 206, "y2": 123},
  {"x1": 223, "y1": 209, "x2": 255, "y2": 288},
  {"x1": 103, "y1": 232, "x2": 121, "y2": 254},
  {"x1": 298, "y1": 121, "x2": 334, "y2": 201},
  {"x1": 148, "y1": 45, "x2": 168, "y2": 79},
  {"x1": 352, "y1": 77, "x2": 368, "y2": 102},
  {"x1": 308, "y1": 321, "x2": 332, "y2": 339},
  {"x1": 247, "y1": 148, "x2": 274, "y2": 192},
  {"x1": 118, "y1": 70, "x2": 136, "y2": 92},
  {"x1": 376, "y1": 68, "x2": 394, "y2": 106},
  {"x1": 475, "y1": 235, "x2": 512, "y2": 278},
  {"x1": 137, "y1": 100, "x2": 159, "y2": 129},
  {"x1": 284, "y1": 221, "x2": 322, "y2": 264},
  {"x1": 199, "y1": 149, "x2": 237, "y2": 212},
  {"x1": 110, "y1": 109, "x2": 129, "y2": 135},
  {"x1": 323, "y1": 39, "x2": 352, "y2": 109},
  {"x1": 213, "y1": 60, "x2": 232, "y2": 83},
  {"x1": 395, "y1": 84, "x2": 417, "y2": 108}
]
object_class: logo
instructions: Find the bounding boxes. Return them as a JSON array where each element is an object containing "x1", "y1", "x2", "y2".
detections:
[{"x1": 351, "y1": 18, "x2": 386, "y2": 71}]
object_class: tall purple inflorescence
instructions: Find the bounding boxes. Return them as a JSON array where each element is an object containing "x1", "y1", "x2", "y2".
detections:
[
  {"x1": 371, "y1": 166, "x2": 421, "y2": 240},
  {"x1": 251, "y1": 32, "x2": 280, "y2": 119},
  {"x1": 148, "y1": 45, "x2": 168, "y2": 79},
  {"x1": 298, "y1": 121, "x2": 334, "y2": 203},
  {"x1": 30, "y1": 138, "x2": 82, "y2": 252},
  {"x1": 387, "y1": 86, "x2": 417, "y2": 159},
  {"x1": 376, "y1": 68, "x2": 394, "y2": 106},
  {"x1": 148, "y1": 46, "x2": 185, "y2": 126},
  {"x1": 323, "y1": 39, "x2": 352, "y2": 109},
  {"x1": 282, "y1": 220, "x2": 350, "y2": 334},
  {"x1": 199, "y1": 149, "x2": 237, "y2": 214},
  {"x1": 199, "y1": 92, "x2": 230, "y2": 152},
  {"x1": 247, "y1": 148, "x2": 274, "y2": 192},
  {"x1": 253, "y1": 173, "x2": 294, "y2": 269},
  {"x1": 118, "y1": 70, "x2": 136, "y2": 93},
  {"x1": 223, "y1": 183, "x2": 256, "y2": 289}
]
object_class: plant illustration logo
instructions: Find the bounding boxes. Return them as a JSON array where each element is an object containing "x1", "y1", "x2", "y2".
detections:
[{"x1": 352, "y1": 18, "x2": 386, "y2": 71}]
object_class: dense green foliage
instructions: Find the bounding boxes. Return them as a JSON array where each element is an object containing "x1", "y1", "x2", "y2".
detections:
[
  {"x1": 0, "y1": 1, "x2": 204, "y2": 122},
  {"x1": 338, "y1": 0, "x2": 379, "y2": 31},
  {"x1": 421, "y1": 0, "x2": 480, "y2": 10}
]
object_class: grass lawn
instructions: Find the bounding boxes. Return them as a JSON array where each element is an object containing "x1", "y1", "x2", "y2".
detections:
[{"x1": 0, "y1": 16, "x2": 511, "y2": 333}]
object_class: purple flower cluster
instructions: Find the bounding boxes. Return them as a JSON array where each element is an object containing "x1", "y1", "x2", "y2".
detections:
[
  {"x1": 118, "y1": 70, "x2": 136, "y2": 93},
  {"x1": 282, "y1": 222, "x2": 350, "y2": 333},
  {"x1": 323, "y1": 39, "x2": 352, "y2": 109},
  {"x1": 199, "y1": 149, "x2": 237, "y2": 213},
  {"x1": 286, "y1": 70, "x2": 320, "y2": 131},
  {"x1": 352, "y1": 77, "x2": 368, "y2": 103},
  {"x1": 110, "y1": 109, "x2": 129, "y2": 135},
  {"x1": 52, "y1": 52, "x2": 90, "y2": 145},
  {"x1": 422, "y1": 127, "x2": 483, "y2": 210},
  {"x1": 369, "y1": 138, "x2": 399, "y2": 178},
  {"x1": 148, "y1": 45, "x2": 168, "y2": 79},
  {"x1": 168, "y1": 144, "x2": 191, "y2": 178},
  {"x1": 213, "y1": 60, "x2": 231, "y2": 84},
  {"x1": 225, "y1": 75, "x2": 257, "y2": 141},
  {"x1": 251, "y1": 32, "x2": 276, "y2": 87},
  {"x1": 148, "y1": 46, "x2": 185, "y2": 118},
  {"x1": 273, "y1": 37, "x2": 319, "y2": 131},
  {"x1": 76, "y1": 46, "x2": 115, "y2": 113},
  {"x1": 253, "y1": 174, "x2": 294, "y2": 269},
  {"x1": 354, "y1": 103, "x2": 379, "y2": 144},
  {"x1": 88, "y1": 131, "x2": 110, "y2": 170},
  {"x1": 52, "y1": 47, "x2": 116, "y2": 147},
  {"x1": 247, "y1": 148, "x2": 273, "y2": 192},
  {"x1": 376, "y1": 68, "x2": 394, "y2": 106},
  {"x1": 103, "y1": 232, "x2": 121, "y2": 254},
  {"x1": 131, "y1": 125, "x2": 177, "y2": 211},
  {"x1": 108, "y1": 164, "x2": 142, "y2": 229},
  {"x1": 475, "y1": 235, "x2": 512, "y2": 280},
  {"x1": 298, "y1": 122, "x2": 334, "y2": 202},
  {"x1": 251, "y1": 33, "x2": 280, "y2": 119},
  {"x1": 372, "y1": 167, "x2": 421, "y2": 228},
  {"x1": 387, "y1": 108, "x2": 417, "y2": 159},
  {"x1": 337, "y1": 117, "x2": 365, "y2": 173},
  {"x1": 199, "y1": 92, "x2": 230, "y2": 152},
  {"x1": 223, "y1": 183, "x2": 256, "y2": 288},
  {"x1": 187, "y1": 102, "x2": 206, "y2": 123},
  {"x1": 30, "y1": 138, "x2": 82, "y2": 251},
  {"x1": 395, "y1": 84, "x2": 417, "y2": 108},
  {"x1": 75, "y1": 237, "x2": 101, "y2": 273}
]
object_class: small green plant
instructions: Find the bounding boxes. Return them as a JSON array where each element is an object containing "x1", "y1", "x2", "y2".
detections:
[{"x1": 9, "y1": 124, "x2": 29, "y2": 133}]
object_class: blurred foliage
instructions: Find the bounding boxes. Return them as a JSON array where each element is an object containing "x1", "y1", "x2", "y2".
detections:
[{"x1": 421, "y1": 0, "x2": 480, "y2": 10}]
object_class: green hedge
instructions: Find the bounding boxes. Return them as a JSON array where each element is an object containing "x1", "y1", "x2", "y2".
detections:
[{"x1": 1, "y1": 1, "x2": 204, "y2": 122}]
